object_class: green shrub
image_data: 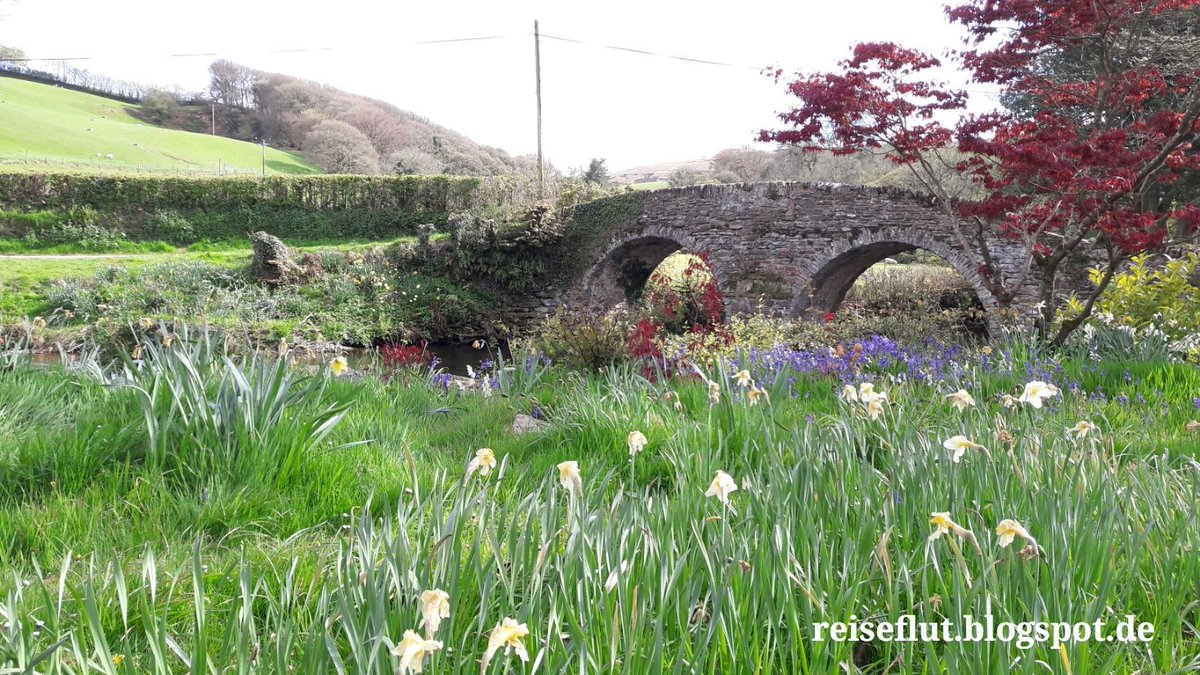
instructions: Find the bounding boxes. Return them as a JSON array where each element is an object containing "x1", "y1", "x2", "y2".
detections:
[
  {"x1": 535, "y1": 306, "x2": 631, "y2": 371},
  {"x1": 1081, "y1": 251, "x2": 1200, "y2": 340},
  {"x1": 144, "y1": 210, "x2": 195, "y2": 243}
]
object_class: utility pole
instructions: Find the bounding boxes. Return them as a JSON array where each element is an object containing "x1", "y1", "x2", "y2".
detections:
[
  {"x1": 211, "y1": 101, "x2": 216, "y2": 135},
  {"x1": 261, "y1": 140, "x2": 266, "y2": 177},
  {"x1": 534, "y1": 20, "x2": 544, "y2": 201}
]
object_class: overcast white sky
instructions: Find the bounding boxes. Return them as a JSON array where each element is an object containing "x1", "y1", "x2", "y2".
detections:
[{"x1": 1, "y1": 0, "x2": 986, "y2": 171}]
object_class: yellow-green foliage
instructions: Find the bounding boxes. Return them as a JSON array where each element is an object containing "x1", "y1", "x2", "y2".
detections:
[{"x1": 1087, "y1": 252, "x2": 1200, "y2": 339}]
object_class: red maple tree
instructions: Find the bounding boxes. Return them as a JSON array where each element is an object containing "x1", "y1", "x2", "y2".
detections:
[{"x1": 761, "y1": 0, "x2": 1200, "y2": 345}]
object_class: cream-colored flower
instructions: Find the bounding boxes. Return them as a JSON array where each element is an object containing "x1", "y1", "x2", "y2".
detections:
[
  {"x1": 995, "y1": 519, "x2": 1035, "y2": 548},
  {"x1": 557, "y1": 460, "x2": 581, "y2": 495},
  {"x1": 32, "y1": 316, "x2": 46, "y2": 330},
  {"x1": 1001, "y1": 394, "x2": 1017, "y2": 409},
  {"x1": 482, "y1": 617, "x2": 530, "y2": 670},
  {"x1": 865, "y1": 398, "x2": 885, "y2": 420},
  {"x1": 942, "y1": 435, "x2": 986, "y2": 463},
  {"x1": 704, "y1": 470, "x2": 738, "y2": 506},
  {"x1": 840, "y1": 384, "x2": 858, "y2": 402},
  {"x1": 420, "y1": 589, "x2": 450, "y2": 638},
  {"x1": 946, "y1": 389, "x2": 976, "y2": 411},
  {"x1": 1017, "y1": 381, "x2": 1060, "y2": 408},
  {"x1": 747, "y1": 387, "x2": 769, "y2": 406},
  {"x1": 467, "y1": 448, "x2": 497, "y2": 478},
  {"x1": 735, "y1": 369, "x2": 752, "y2": 388},
  {"x1": 277, "y1": 338, "x2": 289, "y2": 357},
  {"x1": 858, "y1": 382, "x2": 887, "y2": 404},
  {"x1": 138, "y1": 317, "x2": 154, "y2": 330},
  {"x1": 627, "y1": 430, "x2": 648, "y2": 456},
  {"x1": 1067, "y1": 420, "x2": 1099, "y2": 439},
  {"x1": 391, "y1": 629, "x2": 442, "y2": 674},
  {"x1": 928, "y1": 512, "x2": 973, "y2": 541},
  {"x1": 1188, "y1": 420, "x2": 1200, "y2": 433},
  {"x1": 708, "y1": 380, "x2": 721, "y2": 404},
  {"x1": 330, "y1": 356, "x2": 348, "y2": 377}
]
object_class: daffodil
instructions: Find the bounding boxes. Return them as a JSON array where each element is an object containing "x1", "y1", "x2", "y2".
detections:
[
  {"x1": 946, "y1": 389, "x2": 976, "y2": 411},
  {"x1": 747, "y1": 387, "x2": 769, "y2": 406},
  {"x1": 420, "y1": 589, "x2": 450, "y2": 638},
  {"x1": 627, "y1": 430, "x2": 648, "y2": 456},
  {"x1": 1001, "y1": 394, "x2": 1017, "y2": 409},
  {"x1": 735, "y1": 369, "x2": 752, "y2": 387},
  {"x1": 995, "y1": 519, "x2": 1036, "y2": 549},
  {"x1": 928, "y1": 512, "x2": 973, "y2": 541},
  {"x1": 840, "y1": 384, "x2": 858, "y2": 402},
  {"x1": 942, "y1": 435, "x2": 986, "y2": 463},
  {"x1": 330, "y1": 356, "x2": 348, "y2": 377},
  {"x1": 708, "y1": 380, "x2": 721, "y2": 404},
  {"x1": 1188, "y1": 420, "x2": 1200, "y2": 433},
  {"x1": 138, "y1": 317, "x2": 154, "y2": 330},
  {"x1": 1017, "y1": 381, "x2": 1060, "y2": 408},
  {"x1": 865, "y1": 398, "x2": 885, "y2": 420},
  {"x1": 277, "y1": 338, "x2": 288, "y2": 357},
  {"x1": 1067, "y1": 420, "x2": 1099, "y2": 439},
  {"x1": 704, "y1": 470, "x2": 738, "y2": 506},
  {"x1": 858, "y1": 382, "x2": 887, "y2": 404},
  {"x1": 466, "y1": 448, "x2": 496, "y2": 478},
  {"x1": 482, "y1": 617, "x2": 530, "y2": 671},
  {"x1": 32, "y1": 316, "x2": 46, "y2": 330},
  {"x1": 557, "y1": 460, "x2": 581, "y2": 495},
  {"x1": 391, "y1": 629, "x2": 442, "y2": 674}
]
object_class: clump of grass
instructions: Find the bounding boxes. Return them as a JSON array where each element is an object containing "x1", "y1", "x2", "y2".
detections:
[{"x1": 120, "y1": 329, "x2": 355, "y2": 486}]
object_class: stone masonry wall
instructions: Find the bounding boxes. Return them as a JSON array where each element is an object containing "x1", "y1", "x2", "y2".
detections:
[{"x1": 564, "y1": 182, "x2": 1076, "y2": 320}]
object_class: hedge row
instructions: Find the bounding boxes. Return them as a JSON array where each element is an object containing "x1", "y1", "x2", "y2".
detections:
[
  {"x1": 0, "y1": 173, "x2": 501, "y2": 212},
  {"x1": 0, "y1": 173, "x2": 556, "y2": 244}
]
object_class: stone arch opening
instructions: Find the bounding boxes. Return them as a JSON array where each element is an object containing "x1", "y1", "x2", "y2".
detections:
[
  {"x1": 803, "y1": 240, "x2": 992, "y2": 336},
  {"x1": 583, "y1": 234, "x2": 724, "y2": 319}
]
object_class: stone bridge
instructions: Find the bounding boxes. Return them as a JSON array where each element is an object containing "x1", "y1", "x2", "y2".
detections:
[{"x1": 558, "y1": 182, "x2": 1069, "y2": 321}]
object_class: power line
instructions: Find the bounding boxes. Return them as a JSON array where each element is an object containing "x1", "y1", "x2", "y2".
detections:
[
  {"x1": 0, "y1": 31, "x2": 769, "y2": 72},
  {"x1": 539, "y1": 33, "x2": 765, "y2": 71}
]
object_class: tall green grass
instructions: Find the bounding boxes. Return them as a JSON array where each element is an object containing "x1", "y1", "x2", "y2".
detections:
[{"x1": 0, "y1": 344, "x2": 1197, "y2": 672}]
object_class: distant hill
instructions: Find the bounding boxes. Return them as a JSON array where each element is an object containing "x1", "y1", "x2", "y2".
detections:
[
  {"x1": 197, "y1": 61, "x2": 526, "y2": 177},
  {"x1": 0, "y1": 76, "x2": 317, "y2": 175},
  {"x1": 612, "y1": 158, "x2": 712, "y2": 186}
]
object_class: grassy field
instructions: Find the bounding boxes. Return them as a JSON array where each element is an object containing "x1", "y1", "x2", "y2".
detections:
[
  {"x1": 0, "y1": 237, "x2": 425, "y2": 320},
  {"x1": 0, "y1": 332, "x2": 1196, "y2": 672},
  {"x1": 0, "y1": 77, "x2": 316, "y2": 175}
]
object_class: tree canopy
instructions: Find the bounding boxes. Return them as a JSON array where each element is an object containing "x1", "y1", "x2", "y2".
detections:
[{"x1": 761, "y1": 0, "x2": 1200, "y2": 344}]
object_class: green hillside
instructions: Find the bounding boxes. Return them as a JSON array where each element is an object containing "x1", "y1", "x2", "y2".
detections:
[{"x1": 0, "y1": 77, "x2": 318, "y2": 175}]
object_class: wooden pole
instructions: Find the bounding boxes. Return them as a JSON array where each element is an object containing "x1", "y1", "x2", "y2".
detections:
[{"x1": 534, "y1": 20, "x2": 544, "y2": 201}]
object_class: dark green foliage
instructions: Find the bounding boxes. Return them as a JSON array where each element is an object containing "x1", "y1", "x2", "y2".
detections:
[
  {"x1": 0, "y1": 173, "x2": 486, "y2": 212},
  {"x1": 0, "y1": 173, "x2": 505, "y2": 246}
]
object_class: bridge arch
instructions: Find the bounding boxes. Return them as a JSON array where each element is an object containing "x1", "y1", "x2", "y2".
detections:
[
  {"x1": 795, "y1": 228, "x2": 998, "y2": 318},
  {"x1": 581, "y1": 226, "x2": 730, "y2": 313}
]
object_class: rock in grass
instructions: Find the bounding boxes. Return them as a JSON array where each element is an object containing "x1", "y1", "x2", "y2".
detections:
[
  {"x1": 249, "y1": 231, "x2": 301, "y2": 287},
  {"x1": 511, "y1": 413, "x2": 549, "y2": 436}
]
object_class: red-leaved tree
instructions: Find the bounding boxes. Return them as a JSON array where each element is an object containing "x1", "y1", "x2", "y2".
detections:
[{"x1": 761, "y1": 0, "x2": 1200, "y2": 345}]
